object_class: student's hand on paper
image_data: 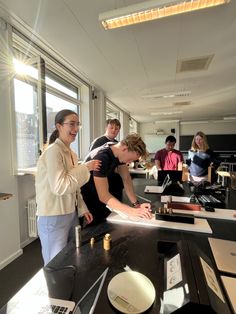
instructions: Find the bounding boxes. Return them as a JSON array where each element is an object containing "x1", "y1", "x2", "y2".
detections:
[
  {"x1": 85, "y1": 159, "x2": 101, "y2": 171},
  {"x1": 131, "y1": 203, "x2": 152, "y2": 219},
  {"x1": 140, "y1": 202, "x2": 151, "y2": 210},
  {"x1": 84, "y1": 212, "x2": 93, "y2": 224}
]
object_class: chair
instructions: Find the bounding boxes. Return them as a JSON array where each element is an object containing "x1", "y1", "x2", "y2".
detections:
[{"x1": 207, "y1": 165, "x2": 212, "y2": 183}]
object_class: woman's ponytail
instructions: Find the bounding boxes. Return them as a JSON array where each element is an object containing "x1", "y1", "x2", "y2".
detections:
[{"x1": 49, "y1": 129, "x2": 59, "y2": 144}]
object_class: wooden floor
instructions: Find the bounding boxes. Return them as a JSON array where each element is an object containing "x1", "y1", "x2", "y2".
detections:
[{"x1": 0, "y1": 239, "x2": 43, "y2": 309}]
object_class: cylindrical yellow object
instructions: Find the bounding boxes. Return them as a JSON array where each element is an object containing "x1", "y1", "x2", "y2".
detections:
[
  {"x1": 90, "y1": 237, "x2": 95, "y2": 246},
  {"x1": 103, "y1": 233, "x2": 112, "y2": 250}
]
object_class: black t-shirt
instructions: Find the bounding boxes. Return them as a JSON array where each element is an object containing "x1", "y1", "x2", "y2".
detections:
[
  {"x1": 89, "y1": 135, "x2": 118, "y2": 151},
  {"x1": 85, "y1": 142, "x2": 122, "y2": 177},
  {"x1": 81, "y1": 143, "x2": 123, "y2": 222}
]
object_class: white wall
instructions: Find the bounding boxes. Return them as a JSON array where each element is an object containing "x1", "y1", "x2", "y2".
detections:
[
  {"x1": 120, "y1": 111, "x2": 130, "y2": 139},
  {"x1": 140, "y1": 121, "x2": 180, "y2": 153},
  {"x1": 87, "y1": 88, "x2": 105, "y2": 148},
  {"x1": 17, "y1": 175, "x2": 36, "y2": 248},
  {"x1": 0, "y1": 21, "x2": 22, "y2": 270}
]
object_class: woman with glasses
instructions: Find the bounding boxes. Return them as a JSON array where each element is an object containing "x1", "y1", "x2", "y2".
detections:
[{"x1": 35, "y1": 109, "x2": 101, "y2": 265}]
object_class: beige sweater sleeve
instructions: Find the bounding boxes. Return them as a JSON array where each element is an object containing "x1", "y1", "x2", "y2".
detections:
[
  {"x1": 76, "y1": 164, "x2": 91, "y2": 216},
  {"x1": 45, "y1": 146, "x2": 90, "y2": 195}
]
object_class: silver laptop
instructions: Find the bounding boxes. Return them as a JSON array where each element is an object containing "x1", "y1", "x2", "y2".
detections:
[
  {"x1": 44, "y1": 267, "x2": 109, "y2": 314},
  {"x1": 144, "y1": 174, "x2": 171, "y2": 193},
  {"x1": 208, "y1": 237, "x2": 236, "y2": 275},
  {"x1": 7, "y1": 268, "x2": 108, "y2": 314},
  {"x1": 221, "y1": 276, "x2": 236, "y2": 313},
  {"x1": 5, "y1": 296, "x2": 75, "y2": 314}
]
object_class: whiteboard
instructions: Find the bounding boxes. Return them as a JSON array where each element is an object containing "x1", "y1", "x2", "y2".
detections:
[{"x1": 143, "y1": 134, "x2": 167, "y2": 153}]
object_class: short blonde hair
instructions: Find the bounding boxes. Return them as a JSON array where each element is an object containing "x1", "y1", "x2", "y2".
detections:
[
  {"x1": 120, "y1": 133, "x2": 149, "y2": 160},
  {"x1": 191, "y1": 131, "x2": 209, "y2": 152}
]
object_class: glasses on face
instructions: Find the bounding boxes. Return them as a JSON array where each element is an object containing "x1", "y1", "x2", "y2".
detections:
[{"x1": 63, "y1": 121, "x2": 82, "y2": 129}]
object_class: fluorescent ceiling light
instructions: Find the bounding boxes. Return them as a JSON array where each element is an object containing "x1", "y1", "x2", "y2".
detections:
[
  {"x1": 212, "y1": 119, "x2": 235, "y2": 123},
  {"x1": 223, "y1": 116, "x2": 236, "y2": 120},
  {"x1": 155, "y1": 120, "x2": 180, "y2": 123},
  {"x1": 99, "y1": 0, "x2": 230, "y2": 30},
  {"x1": 180, "y1": 120, "x2": 208, "y2": 124},
  {"x1": 142, "y1": 90, "x2": 191, "y2": 99},
  {"x1": 151, "y1": 111, "x2": 182, "y2": 115}
]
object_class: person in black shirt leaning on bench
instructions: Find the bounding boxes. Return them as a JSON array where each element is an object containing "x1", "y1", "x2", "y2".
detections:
[{"x1": 81, "y1": 133, "x2": 152, "y2": 224}]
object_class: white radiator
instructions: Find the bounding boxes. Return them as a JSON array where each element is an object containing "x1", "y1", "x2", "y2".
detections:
[{"x1": 27, "y1": 197, "x2": 38, "y2": 237}]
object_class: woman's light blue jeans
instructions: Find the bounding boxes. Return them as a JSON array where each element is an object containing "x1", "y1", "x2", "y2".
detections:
[{"x1": 37, "y1": 211, "x2": 79, "y2": 265}]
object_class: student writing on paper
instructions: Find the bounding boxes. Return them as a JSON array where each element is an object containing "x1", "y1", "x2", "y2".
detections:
[{"x1": 81, "y1": 134, "x2": 152, "y2": 224}]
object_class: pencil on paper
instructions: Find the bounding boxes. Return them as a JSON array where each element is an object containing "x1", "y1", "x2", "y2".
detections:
[{"x1": 136, "y1": 194, "x2": 152, "y2": 203}]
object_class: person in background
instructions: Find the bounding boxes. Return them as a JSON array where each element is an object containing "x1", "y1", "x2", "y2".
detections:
[
  {"x1": 186, "y1": 131, "x2": 214, "y2": 183},
  {"x1": 35, "y1": 109, "x2": 101, "y2": 265},
  {"x1": 89, "y1": 118, "x2": 121, "y2": 150},
  {"x1": 155, "y1": 135, "x2": 183, "y2": 170},
  {"x1": 90, "y1": 118, "x2": 124, "y2": 200},
  {"x1": 81, "y1": 133, "x2": 152, "y2": 224}
]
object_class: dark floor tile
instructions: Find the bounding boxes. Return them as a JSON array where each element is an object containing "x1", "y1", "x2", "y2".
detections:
[{"x1": 0, "y1": 239, "x2": 43, "y2": 309}]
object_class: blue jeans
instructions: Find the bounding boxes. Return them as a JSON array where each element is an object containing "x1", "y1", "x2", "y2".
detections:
[{"x1": 37, "y1": 211, "x2": 79, "y2": 265}]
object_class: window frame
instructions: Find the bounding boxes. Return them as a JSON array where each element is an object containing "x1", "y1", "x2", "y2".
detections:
[{"x1": 11, "y1": 29, "x2": 87, "y2": 174}]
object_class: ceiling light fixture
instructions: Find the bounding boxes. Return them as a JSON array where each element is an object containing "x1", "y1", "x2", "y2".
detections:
[
  {"x1": 223, "y1": 116, "x2": 236, "y2": 120},
  {"x1": 99, "y1": 0, "x2": 230, "y2": 30},
  {"x1": 180, "y1": 120, "x2": 209, "y2": 124},
  {"x1": 155, "y1": 120, "x2": 180, "y2": 123},
  {"x1": 142, "y1": 90, "x2": 191, "y2": 99},
  {"x1": 151, "y1": 111, "x2": 182, "y2": 115}
]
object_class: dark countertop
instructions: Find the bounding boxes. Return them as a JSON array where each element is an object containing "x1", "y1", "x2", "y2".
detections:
[{"x1": 1, "y1": 178, "x2": 236, "y2": 313}]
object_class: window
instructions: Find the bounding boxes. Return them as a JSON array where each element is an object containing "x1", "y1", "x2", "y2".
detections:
[
  {"x1": 46, "y1": 94, "x2": 80, "y2": 154},
  {"x1": 106, "y1": 100, "x2": 121, "y2": 140},
  {"x1": 129, "y1": 117, "x2": 138, "y2": 133},
  {"x1": 106, "y1": 101, "x2": 120, "y2": 120},
  {"x1": 14, "y1": 78, "x2": 39, "y2": 169},
  {"x1": 12, "y1": 31, "x2": 87, "y2": 173}
]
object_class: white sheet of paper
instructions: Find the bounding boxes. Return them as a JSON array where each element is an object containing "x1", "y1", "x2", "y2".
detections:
[
  {"x1": 200, "y1": 257, "x2": 225, "y2": 303},
  {"x1": 107, "y1": 213, "x2": 212, "y2": 234}
]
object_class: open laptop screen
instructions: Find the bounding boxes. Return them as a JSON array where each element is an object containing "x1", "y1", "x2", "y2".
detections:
[{"x1": 157, "y1": 170, "x2": 182, "y2": 186}]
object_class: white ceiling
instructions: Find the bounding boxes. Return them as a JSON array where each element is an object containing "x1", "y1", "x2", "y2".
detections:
[{"x1": 1, "y1": 0, "x2": 236, "y2": 123}]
